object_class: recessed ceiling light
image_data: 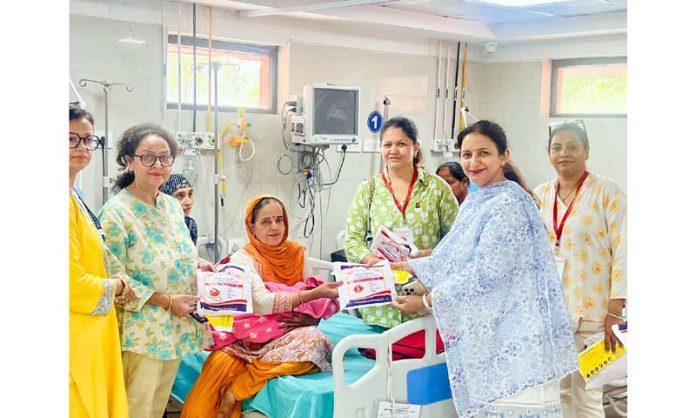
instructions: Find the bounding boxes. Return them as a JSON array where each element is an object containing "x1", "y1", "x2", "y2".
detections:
[
  {"x1": 117, "y1": 38, "x2": 147, "y2": 45},
  {"x1": 474, "y1": 0, "x2": 573, "y2": 7}
]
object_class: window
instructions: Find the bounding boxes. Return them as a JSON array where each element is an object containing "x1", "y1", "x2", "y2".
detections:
[
  {"x1": 550, "y1": 57, "x2": 626, "y2": 118},
  {"x1": 166, "y1": 35, "x2": 278, "y2": 113}
]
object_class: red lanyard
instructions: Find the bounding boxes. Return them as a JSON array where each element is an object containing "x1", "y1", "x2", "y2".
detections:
[
  {"x1": 381, "y1": 168, "x2": 418, "y2": 218},
  {"x1": 553, "y1": 171, "x2": 589, "y2": 249}
]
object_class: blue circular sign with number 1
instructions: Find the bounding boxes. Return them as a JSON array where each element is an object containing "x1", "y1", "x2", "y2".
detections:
[{"x1": 367, "y1": 111, "x2": 383, "y2": 133}]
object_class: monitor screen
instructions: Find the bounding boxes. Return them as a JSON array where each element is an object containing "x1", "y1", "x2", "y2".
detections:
[{"x1": 313, "y1": 88, "x2": 358, "y2": 135}]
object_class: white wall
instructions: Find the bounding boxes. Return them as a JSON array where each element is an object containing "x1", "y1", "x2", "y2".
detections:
[
  {"x1": 70, "y1": 0, "x2": 627, "y2": 261},
  {"x1": 466, "y1": 61, "x2": 627, "y2": 191},
  {"x1": 70, "y1": 14, "x2": 165, "y2": 210}
]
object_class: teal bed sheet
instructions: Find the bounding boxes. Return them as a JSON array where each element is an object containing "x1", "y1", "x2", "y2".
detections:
[{"x1": 171, "y1": 312, "x2": 384, "y2": 418}]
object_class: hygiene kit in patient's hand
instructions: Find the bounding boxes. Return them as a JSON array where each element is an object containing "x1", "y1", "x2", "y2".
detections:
[
  {"x1": 333, "y1": 261, "x2": 397, "y2": 310},
  {"x1": 196, "y1": 261, "x2": 253, "y2": 316}
]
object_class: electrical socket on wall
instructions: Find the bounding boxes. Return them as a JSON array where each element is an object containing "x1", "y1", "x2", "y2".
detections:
[
  {"x1": 337, "y1": 140, "x2": 362, "y2": 153},
  {"x1": 431, "y1": 138, "x2": 456, "y2": 153},
  {"x1": 176, "y1": 131, "x2": 216, "y2": 150},
  {"x1": 431, "y1": 138, "x2": 445, "y2": 152}
]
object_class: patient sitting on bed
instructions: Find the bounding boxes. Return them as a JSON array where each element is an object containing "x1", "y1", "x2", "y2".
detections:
[{"x1": 182, "y1": 195, "x2": 342, "y2": 418}]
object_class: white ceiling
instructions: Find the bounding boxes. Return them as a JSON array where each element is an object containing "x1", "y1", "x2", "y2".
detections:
[{"x1": 179, "y1": 0, "x2": 627, "y2": 44}]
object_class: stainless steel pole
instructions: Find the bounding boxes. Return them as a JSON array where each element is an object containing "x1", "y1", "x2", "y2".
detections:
[
  {"x1": 213, "y1": 62, "x2": 220, "y2": 262},
  {"x1": 102, "y1": 86, "x2": 110, "y2": 204}
]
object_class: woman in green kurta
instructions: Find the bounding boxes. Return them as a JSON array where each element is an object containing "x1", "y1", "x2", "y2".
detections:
[{"x1": 344, "y1": 117, "x2": 459, "y2": 328}]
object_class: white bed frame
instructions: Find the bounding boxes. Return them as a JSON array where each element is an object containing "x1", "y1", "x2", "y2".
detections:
[{"x1": 332, "y1": 315, "x2": 457, "y2": 418}]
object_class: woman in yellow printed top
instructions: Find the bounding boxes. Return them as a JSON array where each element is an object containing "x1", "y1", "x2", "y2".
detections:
[
  {"x1": 534, "y1": 120, "x2": 627, "y2": 418},
  {"x1": 69, "y1": 104, "x2": 134, "y2": 417},
  {"x1": 344, "y1": 117, "x2": 459, "y2": 329}
]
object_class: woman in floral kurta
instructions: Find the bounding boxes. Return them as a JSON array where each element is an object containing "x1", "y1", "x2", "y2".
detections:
[
  {"x1": 534, "y1": 120, "x2": 627, "y2": 418},
  {"x1": 98, "y1": 123, "x2": 212, "y2": 418},
  {"x1": 344, "y1": 117, "x2": 459, "y2": 329},
  {"x1": 394, "y1": 121, "x2": 577, "y2": 418},
  {"x1": 182, "y1": 195, "x2": 341, "y2": 418}
]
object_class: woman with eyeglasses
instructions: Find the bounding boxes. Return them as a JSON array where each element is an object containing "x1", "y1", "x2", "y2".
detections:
[
  {"x1": 534, "y1": 120, "x2": 627, "y2": 418},
  {"x1": 97, "y1": 123, "x2": 213, "y2": 418},
  {"x1": 69, "y1": 104, "x2": 133, "y2": 417}
]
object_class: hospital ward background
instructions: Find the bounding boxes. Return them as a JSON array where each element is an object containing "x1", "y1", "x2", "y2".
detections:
[{"x1": 65, "y1": 0, "x2": 629, "y2": 417}]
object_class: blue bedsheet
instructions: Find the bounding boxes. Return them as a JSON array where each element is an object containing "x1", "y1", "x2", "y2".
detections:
[{"x1": 171, "y1": 312, "x2": 384, "y2": 418}]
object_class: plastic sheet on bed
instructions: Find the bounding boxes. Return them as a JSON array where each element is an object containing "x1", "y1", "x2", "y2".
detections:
[{"x1": 171, "y1": 312, "x2": 384, "y2": 418}]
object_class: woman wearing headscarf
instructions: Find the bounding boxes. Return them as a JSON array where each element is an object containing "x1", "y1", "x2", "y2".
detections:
[
  {"x1": 161, "y1": 173, "x2": 198, "y2": 244},
  {"x1": 181, "y1": 194, "x2": 341, "y2": 418},
  {"x1": 391, "y1": 120, "x2": 577, "y2": 418},
  {"x1": 534, "y1": 120, "x2": 627, "y2": 418},
  {"x1": 69, "y1": 104, "x2": 133, "y2": 417}
]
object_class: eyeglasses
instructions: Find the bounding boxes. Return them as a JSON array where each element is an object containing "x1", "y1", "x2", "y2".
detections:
[
  {"x1": 133, "y1": 153, "x2": 175, "y2": 167},
  {"x1": 69, "y1": 132, "x2": 102, "y2": 150},
  {"x1": 548, "y1": 119, "x2": 586, "y2": 139}
]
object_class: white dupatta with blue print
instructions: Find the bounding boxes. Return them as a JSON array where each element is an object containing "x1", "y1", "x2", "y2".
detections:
[{"x1": 410, "y1": 181, "x2": 577, "y2": 418}]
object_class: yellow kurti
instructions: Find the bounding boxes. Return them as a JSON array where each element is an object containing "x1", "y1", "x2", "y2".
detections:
[
  {"x1": 69, "y1": 195, "x2": 128, "y2": 418},
  {"x1": 535, "y1": 174, "x2": 627, "y2": 322}
]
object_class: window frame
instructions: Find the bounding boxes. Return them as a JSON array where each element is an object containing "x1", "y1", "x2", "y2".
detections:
[
  {"x1": 166, "y1": 34, "x2": 278, "y2": 114},
  {"x1": 550, "y1": 56, "x2": 627, "y2": 119}
]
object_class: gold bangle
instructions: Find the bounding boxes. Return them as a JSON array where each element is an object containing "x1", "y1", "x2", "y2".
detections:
[
  {"x1": 607, "y1": 312, "x2": 625, "y2": 321},
  {"x1": 116, "y1": 279, "x2": 126, "y2": 297},
  {"x1": 166, "y1": 294, "x2": 173, "y2": 312},
  {"x1": 299, "y1": 291, "x2": 305, "y2": 305}
]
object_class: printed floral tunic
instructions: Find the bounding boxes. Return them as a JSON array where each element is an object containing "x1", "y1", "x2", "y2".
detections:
[
  {"x1": 98, "y1": 189, "x2": 212, "y2": 360},
  {"x1": 344, "y1": 167, "x2": 459, "y2": 328}
]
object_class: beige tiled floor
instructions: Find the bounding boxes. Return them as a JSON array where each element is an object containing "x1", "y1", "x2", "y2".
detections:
[
  {"x1": 167, "y1": 394, "x2": 628, "y2": 417},
  {"x1": 163, "y1": 397, "x2": 267, "y2": 418}
]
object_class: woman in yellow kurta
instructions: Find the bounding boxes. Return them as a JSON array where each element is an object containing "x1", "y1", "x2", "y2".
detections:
[{"x1": 69, "y1": 104, "x2": 133, "y2": 417}]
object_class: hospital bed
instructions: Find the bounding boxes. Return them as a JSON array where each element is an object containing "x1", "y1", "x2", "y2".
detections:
[
  {"x1": 171, "y1": 312, "x2": 456, "y2": 418},
  {"x1": 171, "y1": 257, "x2": 456, "y2": 417}
]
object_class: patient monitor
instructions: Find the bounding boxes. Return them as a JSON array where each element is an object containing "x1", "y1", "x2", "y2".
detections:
[{"x1": 291, "y1": 84, "x2": 360, "y2": 146}]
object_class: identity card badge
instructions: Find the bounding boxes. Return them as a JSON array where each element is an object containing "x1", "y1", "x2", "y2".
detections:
[
  {"x1": 377, "y1": 401, "x2": 421, "y2": 418},
  {"x1": 554, "y1": 256, "x2": 565, "y2": 281}
]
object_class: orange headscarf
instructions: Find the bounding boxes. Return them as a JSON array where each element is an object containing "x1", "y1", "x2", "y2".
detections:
[{"x1": 243, "y1": 194, "x2": 305, "y2": 286}]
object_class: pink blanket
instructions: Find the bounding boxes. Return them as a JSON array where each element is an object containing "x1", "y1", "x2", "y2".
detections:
[{"x1": 207, "y1": 276, "x2": 339, "y2": 351}]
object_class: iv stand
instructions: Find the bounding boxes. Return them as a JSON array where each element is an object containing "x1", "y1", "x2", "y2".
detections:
[
  {"x1": 78, "y1": 79, "x2": 134, "y2": 205},
  {"x1": 212, "y1": 62, "x2": 221, "y2": 262}
]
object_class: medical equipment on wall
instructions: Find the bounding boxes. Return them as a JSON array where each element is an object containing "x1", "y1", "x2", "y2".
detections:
[
  {"x1": 221, "y1": 107, "x2": 256, "y2": 162},
  {"x1": 69, "y1": 79, "x2": 86, "y2": 108},
  {"x1": 78, "y1": 79, "x2": 134, "y2": 205},
  {"x1": 290, "y1": 84, "x2": 360, "y2": 146}
]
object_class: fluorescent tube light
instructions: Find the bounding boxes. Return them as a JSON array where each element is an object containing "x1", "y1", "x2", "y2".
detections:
[
  {"x1": 117, "y1": 38, "x2": 147, "y2": 44},
  {"x1": 475, "y1": 0, "x2": 573, "y2": 7}
]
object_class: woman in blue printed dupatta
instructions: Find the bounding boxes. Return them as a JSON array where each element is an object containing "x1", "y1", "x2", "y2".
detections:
[{"x1": 392, "y1": 120, "x2": 578, "y2": 418}]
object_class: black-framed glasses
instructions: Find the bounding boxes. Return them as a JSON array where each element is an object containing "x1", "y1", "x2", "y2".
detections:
[
  {"x1": 69, "y1": 132, "x2": 102, "y2": 151},
  {"x1": 548, "y1": 119, "x2": 586, "y2": 139},
  {"x1": 133, "y1": 153, "x2": 175, "y2": 167}
]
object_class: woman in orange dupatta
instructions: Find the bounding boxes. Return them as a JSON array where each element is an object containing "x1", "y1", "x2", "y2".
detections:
[{"x1": 182, "y1": 194, "x2": 341, "y2": 418}]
